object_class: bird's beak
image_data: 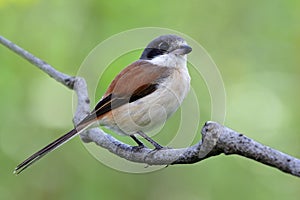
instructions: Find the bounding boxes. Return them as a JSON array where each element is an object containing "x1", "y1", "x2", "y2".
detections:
[{"x1": 172, "y1": 45, "x2": 192, "y2": 55}]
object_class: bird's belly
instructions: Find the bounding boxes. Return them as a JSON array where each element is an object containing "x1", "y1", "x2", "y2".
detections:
[{"x1": 100, "y1": 69, "x2": 190, "y2": 136}]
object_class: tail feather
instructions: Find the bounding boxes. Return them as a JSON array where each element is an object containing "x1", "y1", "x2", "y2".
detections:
[{"x1": 14, "y1": 128, "x2": 78, "y2": 174}]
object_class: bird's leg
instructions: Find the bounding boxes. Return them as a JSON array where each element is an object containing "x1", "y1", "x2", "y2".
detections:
[
  {"x1": 136, "y1": 131, "x2": 164, "y2": 150},
  {"x1": 130, "y1": 135, "x2": 145, "y2": 147}
]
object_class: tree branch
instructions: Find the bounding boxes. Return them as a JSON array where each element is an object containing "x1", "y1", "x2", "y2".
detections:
[
  {"x1": 0, "y1": 36, "x2": 75, "y2": 89},
  {"x1": 1, "y1": 35, "x2": 299, "y2": 178}
]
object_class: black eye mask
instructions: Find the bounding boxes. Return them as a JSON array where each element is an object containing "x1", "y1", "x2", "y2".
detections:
[{"x1": 140, "y1": 48, "x2": 167, "y2": 60}]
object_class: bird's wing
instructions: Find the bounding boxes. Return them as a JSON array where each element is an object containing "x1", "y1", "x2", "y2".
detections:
[{"x1": 77, "y1": 60, "x2": 171, "y2": 127}]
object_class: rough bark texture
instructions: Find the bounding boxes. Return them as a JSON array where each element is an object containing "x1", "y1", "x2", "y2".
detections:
[{"x1": 1, "y1": 35, "x2": 299, "y2": 178}]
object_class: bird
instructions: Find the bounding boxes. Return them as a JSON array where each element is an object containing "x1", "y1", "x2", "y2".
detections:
[{"x1": 14, "y1": 34, "x2": 192, "y2": 174}]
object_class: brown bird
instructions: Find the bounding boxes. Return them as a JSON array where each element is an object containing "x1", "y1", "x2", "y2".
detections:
[{"x1": 14, "y1": 34, "x2": 192, "y2": 174}]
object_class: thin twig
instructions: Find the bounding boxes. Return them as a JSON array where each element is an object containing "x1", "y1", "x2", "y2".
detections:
[{"x1": 0, "y1": 35, "x2": 75, "y2": 89}]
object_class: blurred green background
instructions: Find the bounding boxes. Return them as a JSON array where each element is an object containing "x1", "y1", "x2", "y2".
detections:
[{"x1": 0, "y1": 0, "x2": 300, "y2": 199}]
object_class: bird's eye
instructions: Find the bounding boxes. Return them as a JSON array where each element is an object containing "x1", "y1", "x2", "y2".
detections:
[
  {"x1": 159, "y1": 42, "x2": 169, "y2": 51},
  {"x1": 140, "y1": 41, "x2": 169, "y2": 60},
  {"x1": 140, "y1": 44, "x2": 168, "y2": 60},
  {"x1": 141, "y1": 48, "x2": 166, "y2": 59}
]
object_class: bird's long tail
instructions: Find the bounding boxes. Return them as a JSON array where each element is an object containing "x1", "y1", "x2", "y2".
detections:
[{"x1": 14, "y1": 128, "x2": 79, "y2": 174}]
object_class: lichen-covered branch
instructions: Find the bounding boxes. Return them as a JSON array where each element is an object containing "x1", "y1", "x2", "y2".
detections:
[
  {"x1": 1, "y1": 35, "x2": 299, "y2": 178},
  {"x1": 173, "y1": 122, "x2": 300, "y2": 177}
]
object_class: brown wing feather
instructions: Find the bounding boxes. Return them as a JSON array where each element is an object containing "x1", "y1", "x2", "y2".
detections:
[
  {"x1": 104, "y1": 60, "x2": 171, "y2": 98},
  {"x1": 77, "y1": 61, "x2": 171, "y2": 126}
]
